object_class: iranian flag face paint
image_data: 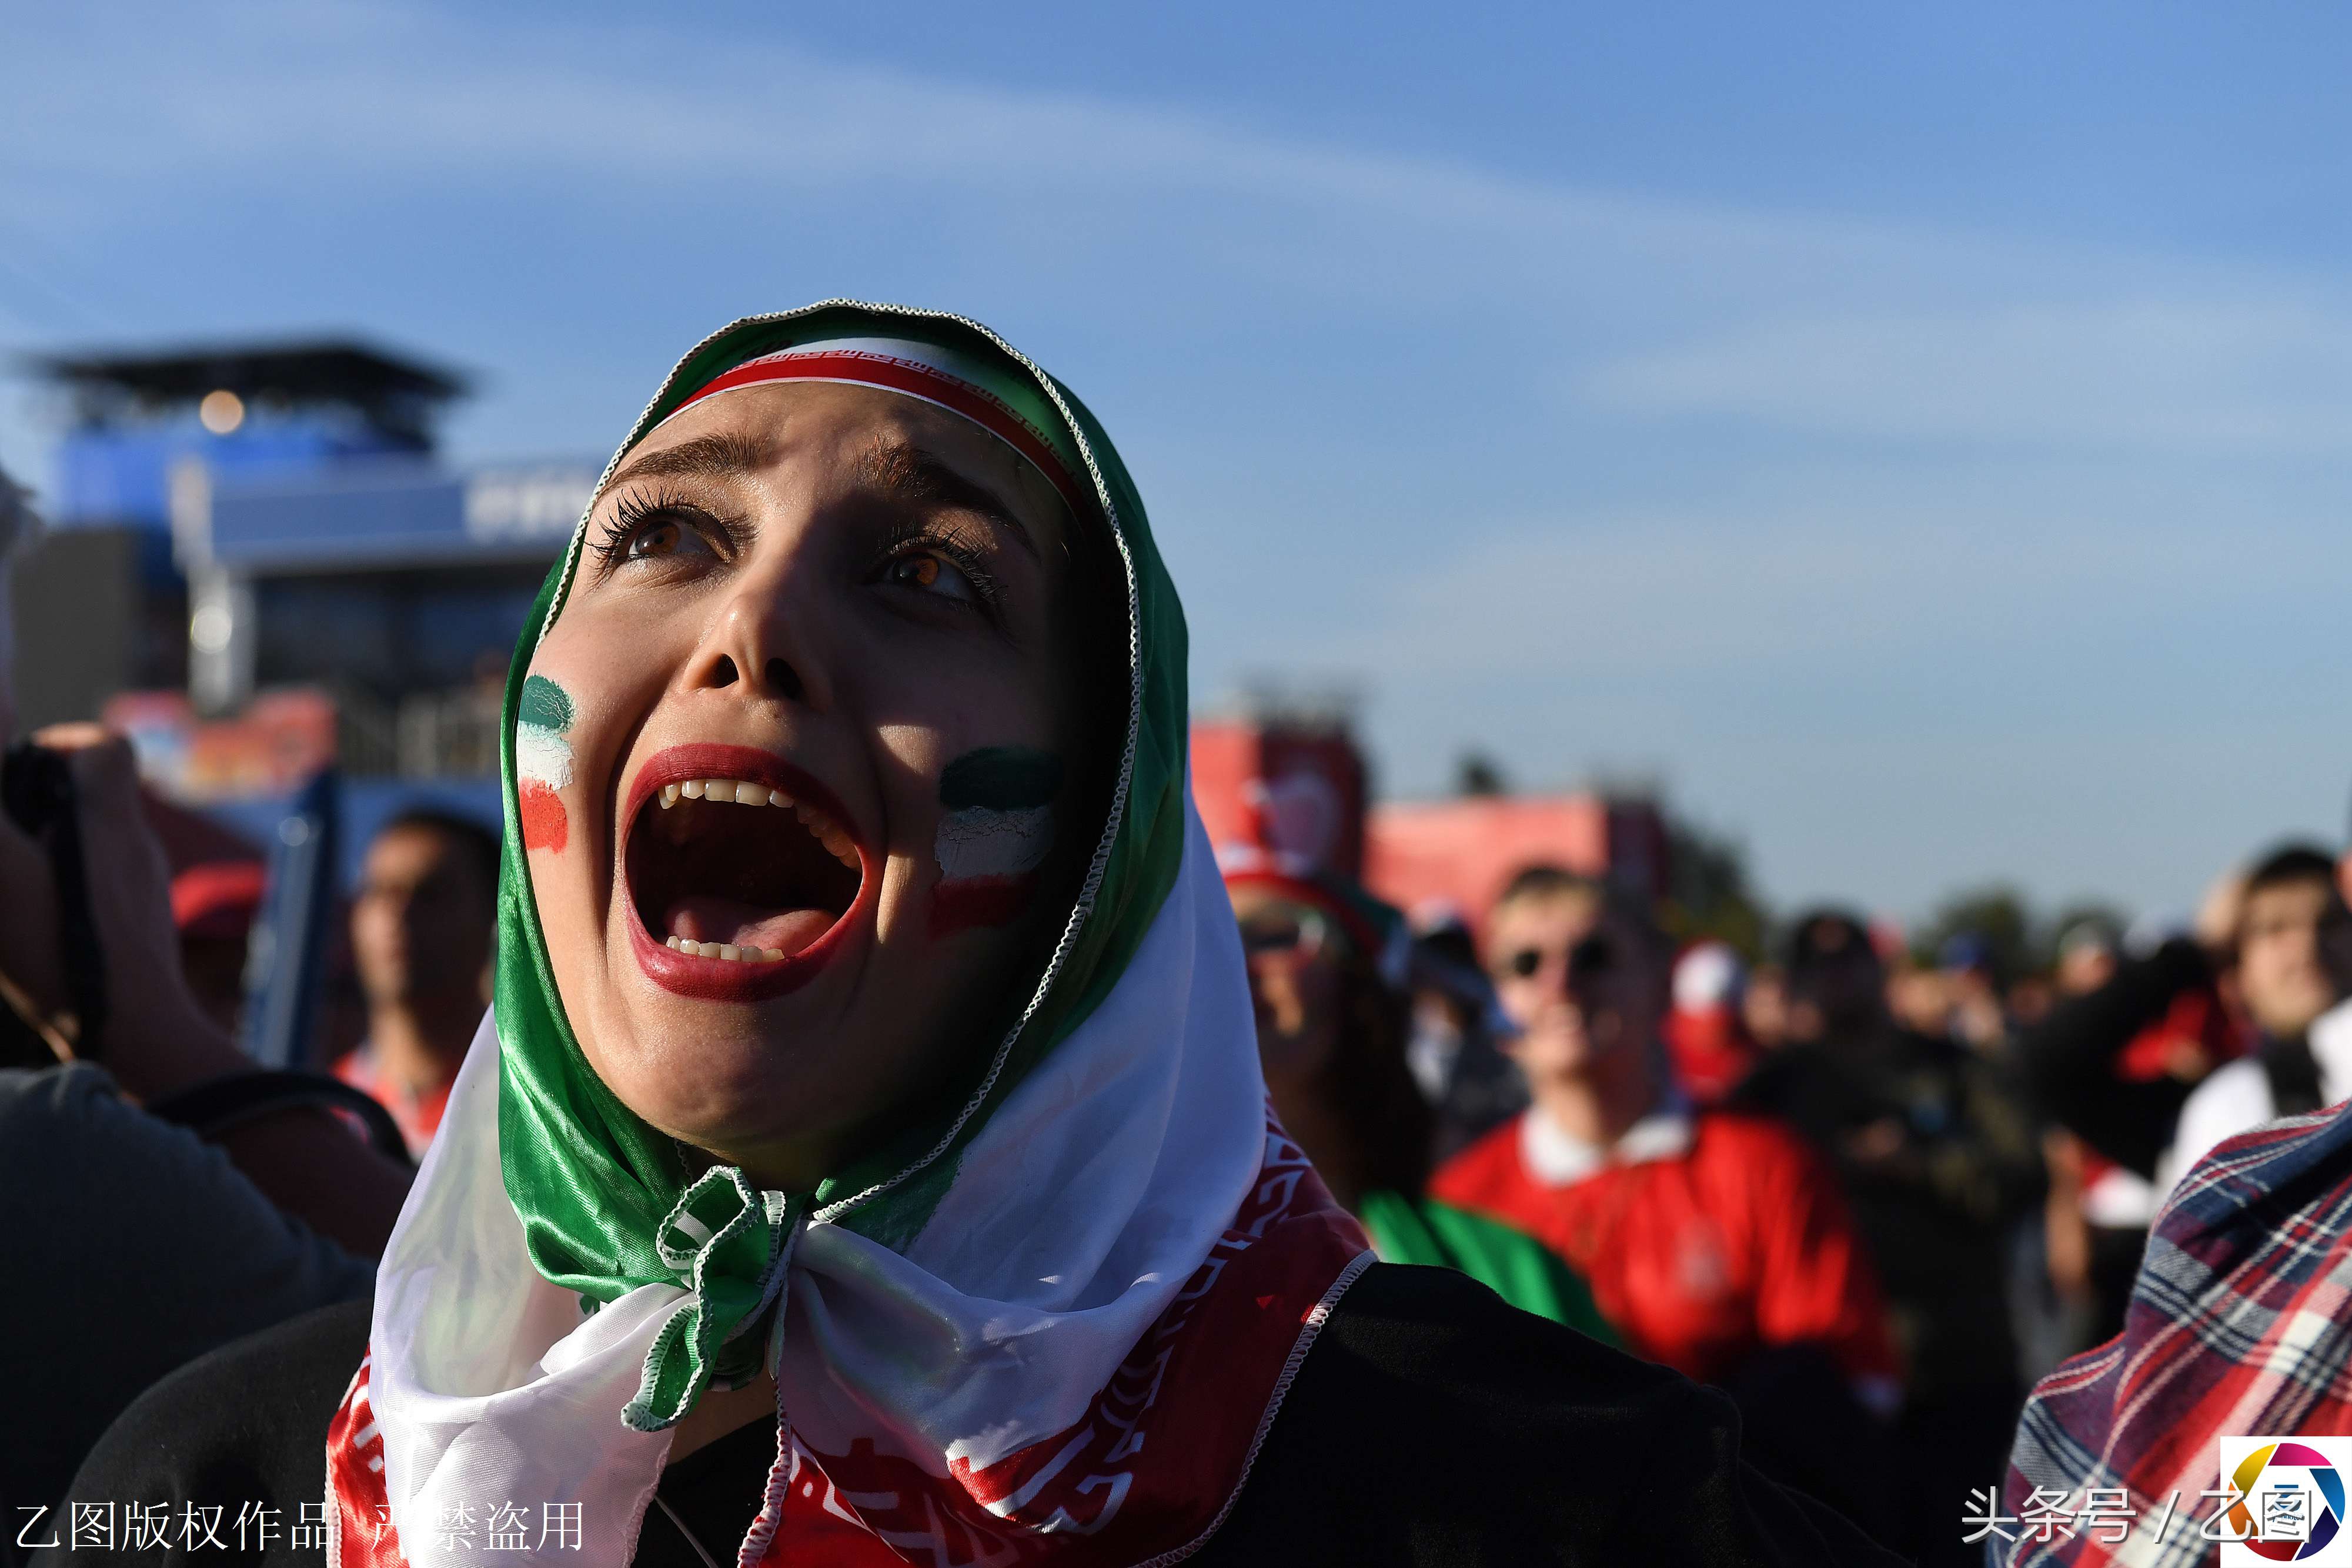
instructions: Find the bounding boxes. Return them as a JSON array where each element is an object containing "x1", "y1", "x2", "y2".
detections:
[
  {"x1": 517, "y1": 674, "x2": 575, "y2": 853},
  {"x1": 931, "y1": 746, "x2": 1063, "y2": 937}
]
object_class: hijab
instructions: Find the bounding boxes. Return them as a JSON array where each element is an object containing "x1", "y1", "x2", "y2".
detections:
[{"x1": 326, "y1": 303, "x2": 1371, "y2": 1568}]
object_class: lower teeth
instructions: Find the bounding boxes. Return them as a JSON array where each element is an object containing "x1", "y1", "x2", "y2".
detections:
[{"x1": 664, "y1": 936, "x2": 785, "y2": 963}]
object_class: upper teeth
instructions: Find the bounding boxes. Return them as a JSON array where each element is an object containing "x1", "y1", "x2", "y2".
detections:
[{"x1": 657, "y1": 778, "x2": 860, "y2": 870}]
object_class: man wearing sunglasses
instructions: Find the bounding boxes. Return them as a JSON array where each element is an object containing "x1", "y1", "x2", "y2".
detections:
[{"x1": 1431, "y1": 865, "x2": 1902, "y2": 1526}]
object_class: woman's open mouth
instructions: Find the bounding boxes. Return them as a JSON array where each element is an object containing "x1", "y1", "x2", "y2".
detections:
[{"x1": 621, "y1": 743, "x2": 871, "y2": 1001}]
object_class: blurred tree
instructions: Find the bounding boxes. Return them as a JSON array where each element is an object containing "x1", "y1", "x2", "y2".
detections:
[
  {"x1": 1660, "y1": 813, "x2": 1771, "y2": 962},
  {"x1": 1917, "y1": 885, "x2": 2037, "y2": 983},
  {"x1": 1454, "y1": 751, "x2": 1508, "y2": 797}
]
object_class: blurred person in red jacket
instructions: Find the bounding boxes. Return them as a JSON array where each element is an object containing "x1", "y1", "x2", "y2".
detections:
[
  {"x1": 333, "y1": 808, "x2": 496, "y2": 1156},
  {"x1": 1431, "y1": 865, "x2": 1903, "y2": 1533}
]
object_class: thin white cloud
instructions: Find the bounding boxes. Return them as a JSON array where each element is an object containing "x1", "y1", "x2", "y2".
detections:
[
  {"x1": 1585, "y1": 298, "x2": 2352, "y2": 455},
  {"x1": 1, "y1": 0, "x2": 1912, "y2": 330},
  {"x1": 0, "y1": 3, "x2": 2249, "y2": 294}
]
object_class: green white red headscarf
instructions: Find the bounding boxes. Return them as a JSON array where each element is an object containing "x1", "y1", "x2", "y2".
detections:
[{"x1": 324, "y1": 304, "x2": 1371, "y2": 1567}]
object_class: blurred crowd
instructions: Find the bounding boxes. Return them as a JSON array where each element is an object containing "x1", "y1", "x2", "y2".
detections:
[
  {"x1": 1222, "y1": 828, "x2": 2352, "y2": 1567},
  {"x1": 30, "y1": 752, "x2": 2346, "y2": 1566}
]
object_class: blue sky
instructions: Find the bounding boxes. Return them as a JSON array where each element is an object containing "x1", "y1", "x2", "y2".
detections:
[{"x1": 4, "y1": 1, "x2": 2348, "y2": 922}]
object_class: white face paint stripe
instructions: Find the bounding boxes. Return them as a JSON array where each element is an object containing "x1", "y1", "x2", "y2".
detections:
[
  {"x1": 936, "y1": 806, "x2": 1055, "y2": 882},
  {"x1": 517, "y1": 723, "x2": 573, "y2": 789}
]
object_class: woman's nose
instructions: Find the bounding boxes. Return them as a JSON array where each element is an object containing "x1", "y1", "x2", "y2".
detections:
[
  {"x1": 706, "y1": 650, "x2": 804, "y2": 701},
  {"x1": 685, "y1": 567, "x2": 833, "y2": 712}
]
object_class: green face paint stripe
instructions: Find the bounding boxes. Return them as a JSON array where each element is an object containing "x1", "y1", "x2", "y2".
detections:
[
  {"x1": 939, "y1": 747, "x2": 1064, "y2": 812},
  {"x1": 519, "y1": 674, "x2": 574, "y2": 734}
]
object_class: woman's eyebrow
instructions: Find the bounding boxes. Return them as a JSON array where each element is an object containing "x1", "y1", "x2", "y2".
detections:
[
  {"x1": 854, "y1": 437, "x2": 1041, "y2": 563},
  {"x1": 601, "y1": 431, "x2": 772, "y2": 495}
]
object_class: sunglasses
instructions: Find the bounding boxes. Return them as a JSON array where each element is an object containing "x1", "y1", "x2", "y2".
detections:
[{"x1": 1497, "y1": 933, "x2": 1618, "y2": 984}]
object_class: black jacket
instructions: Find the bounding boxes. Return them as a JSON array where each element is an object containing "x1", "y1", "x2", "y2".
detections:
[
  {"x1": 1732, "y1": 1029, "x2": 2042, "y2": 1400},
  {"x1": 2016, "y1": 938, "x2": 2212, "y2": 1179}
]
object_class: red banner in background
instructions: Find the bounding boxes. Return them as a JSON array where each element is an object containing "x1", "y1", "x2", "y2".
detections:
[{"x1": 1190, "y1": 716, "x2": 1668, "y2": 944}]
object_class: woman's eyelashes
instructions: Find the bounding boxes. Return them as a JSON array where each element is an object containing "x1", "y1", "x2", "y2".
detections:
[
  {"x1": 868, "y1": 527, "x2": 1008, "y2": 623},
  {"x1": 586, "y1": 490, "x2": 743, "y2": 578}
]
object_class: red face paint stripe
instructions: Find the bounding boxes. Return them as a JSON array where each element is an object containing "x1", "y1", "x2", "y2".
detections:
[{"x1": 518, "y1": 780, "x2": 569, "y2": 853}]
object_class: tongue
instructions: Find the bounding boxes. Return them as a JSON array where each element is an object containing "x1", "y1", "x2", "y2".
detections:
[{"x1": 666, "y1": 896, "x2": 838, "y2": 958}]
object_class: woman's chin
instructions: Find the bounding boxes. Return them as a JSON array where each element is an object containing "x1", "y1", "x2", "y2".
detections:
[{"x1": 609, "y1": 1038, "x2": 843, "y2": 1154}]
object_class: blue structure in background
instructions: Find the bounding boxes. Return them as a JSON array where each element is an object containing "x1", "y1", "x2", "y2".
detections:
[{"x1": 38, "y1": 339, "x2": 459, "y2": 534}]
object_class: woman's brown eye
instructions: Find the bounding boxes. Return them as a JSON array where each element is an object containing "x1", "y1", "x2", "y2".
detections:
[
  {"x1": 887, "y1": 551, "x2": 976, "y2": 603},
  {"x1": 613, "y1": 515, "x2": 723, "y2": 567}
]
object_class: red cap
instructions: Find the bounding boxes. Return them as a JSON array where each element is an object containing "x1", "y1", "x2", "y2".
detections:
[{"x1": 171, "y1": 860, "x2": 266, "y2": 940}]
